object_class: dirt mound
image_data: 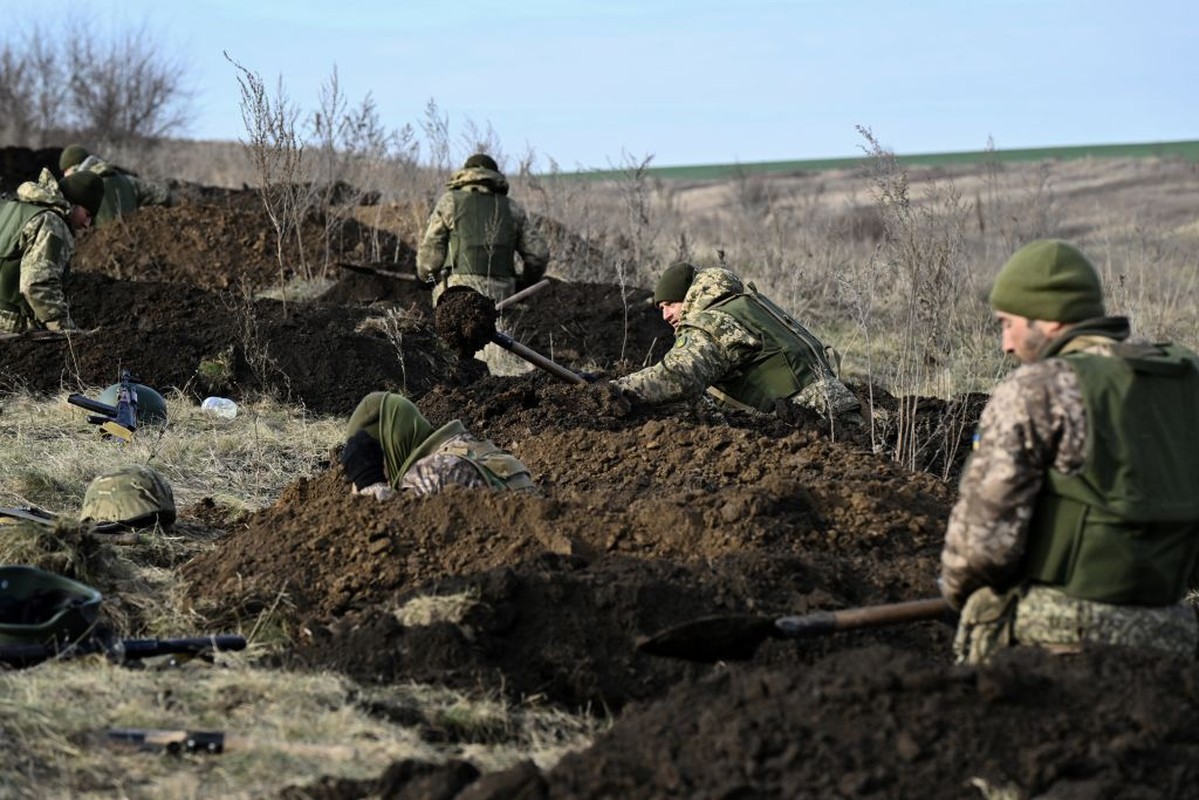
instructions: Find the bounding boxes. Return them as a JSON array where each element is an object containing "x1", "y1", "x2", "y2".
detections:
[
  {"x1": 72, "y1": 188, "x2": 414, "y2": 293},
  {"x1": 540, "y1": 645, "x2": 1199, "y2": 799},
  {"x1": 183, "y1": 401, "x2": 954, "y2": 711},
  {"x1": 0, "y1": 146, "x2": 63, "y2": 190}
]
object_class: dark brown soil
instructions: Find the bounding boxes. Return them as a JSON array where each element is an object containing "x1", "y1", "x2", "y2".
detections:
[
  {"x1": 434, "y1": 287, "x2": 498, "y2": 356},
  {"x1": 4, "y1": 166, "x2": 1196, "y2": 800}
]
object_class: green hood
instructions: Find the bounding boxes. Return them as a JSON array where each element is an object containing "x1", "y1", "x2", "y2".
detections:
[
  {"x1": 14, "y1": 168, "x2": 71, "y2": 214},
  {"x1": 445, "y1": 166, "x2": 509, "y2": 195},
  {"x1": 346, "y1": 392, "x2": 468, "y2": 488}
]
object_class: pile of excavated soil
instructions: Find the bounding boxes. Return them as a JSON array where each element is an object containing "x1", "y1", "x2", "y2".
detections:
[{"x1": 6, "y1": 175, "x2": 1193, "y2": 800}]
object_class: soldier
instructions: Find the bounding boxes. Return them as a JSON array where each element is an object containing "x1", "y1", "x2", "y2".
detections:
[
  {"x1": 340, "y1": 390, "x2": 537, "y2": 499},
  {"x1": 59, "y1": 144, "x2": 174, "y2": 226},
  {"x1": 611, "y1": 261, "x2": 859, "y2": 421},
  {"x1": 416, "y1": 154, "x2": 549, "y2": 375},
  {"x1": 0, "y1": 168, "x2": 103, "y2": 333},
  {"x1": 941, "y1": 239, "x2": 1199, "y2": 665}
]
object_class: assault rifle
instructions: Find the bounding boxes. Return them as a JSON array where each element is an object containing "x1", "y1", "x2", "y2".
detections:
[
  {"x1": 68, "y1": 369, "x2": 139, "y2": 443},
  {"x1": 0, "y1": 633, "x2": 246, "y2": 669}
]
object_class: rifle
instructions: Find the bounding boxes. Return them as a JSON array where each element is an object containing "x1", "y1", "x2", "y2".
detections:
[
  {"x1": 0, "y1": 633, "x2": 246, "y2": 669},
  {"x1": 105, "y1": 728, "x2": 361, "y2": 758},
  {"x1": 67, "y1": 369, "x2": 139, "y2": 443}
]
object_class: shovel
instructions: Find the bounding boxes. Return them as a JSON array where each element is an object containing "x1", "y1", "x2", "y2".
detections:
[{"x1": 636, "y1": 597, "x2": 952, "y2": 662}]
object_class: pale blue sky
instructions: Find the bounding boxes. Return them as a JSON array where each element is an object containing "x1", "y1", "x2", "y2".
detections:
[{"x1": 8, "y1": 1, "x2": 1196, "y2": 169}]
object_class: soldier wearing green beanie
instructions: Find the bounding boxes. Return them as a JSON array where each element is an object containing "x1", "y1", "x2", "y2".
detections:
[
  {"x1": 604, "y1": 262, "x2": 859, "y2": 425},
  {"x1": 0, "y1": 168, "x2": 97, "y2": 333},
  {"x1": 416, "y1": 153, "x2": 549, "y2": 376},
  {"x1": 60, "y1": 145, "x2": 175, "y2": 226},
  {"x1": 941, "y1": 239, "x2": 1199, "y2": 666}
]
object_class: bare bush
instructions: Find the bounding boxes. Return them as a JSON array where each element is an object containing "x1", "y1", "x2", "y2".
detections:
[{"x1": 0, "y1": 21, "x2": 191, "y2": 147}]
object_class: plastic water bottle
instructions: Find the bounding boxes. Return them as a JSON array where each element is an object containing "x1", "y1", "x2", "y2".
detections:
[{"x1": 200, "y1": 396, "x2": 238, "y2": 419}]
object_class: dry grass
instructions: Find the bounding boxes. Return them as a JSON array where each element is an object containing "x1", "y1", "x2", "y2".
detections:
[{"x1": 0, "y1": 390, "x2": 604, "y2": 797}]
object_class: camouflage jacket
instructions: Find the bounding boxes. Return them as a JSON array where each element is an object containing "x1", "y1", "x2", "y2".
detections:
[
  {"x1": 81, "y1": 157, "x2": 172, "y2": 224},
  {"x1": 940, "y1": 319, "x2": 1138, "y2": 609},
  {"x1": 399, "y1": 431, "x2": 491, "y2": 495},
  {"x1": 0, "y1": 169, "x2": 76, "y2": 331},
  {"x1": 415, "y1": 166, "x2": 548, "y2": 284}
]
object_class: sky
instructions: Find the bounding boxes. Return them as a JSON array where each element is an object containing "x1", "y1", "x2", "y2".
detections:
[{"x1": 6, "y1": 0, "x2": 1196, "y2": 170}]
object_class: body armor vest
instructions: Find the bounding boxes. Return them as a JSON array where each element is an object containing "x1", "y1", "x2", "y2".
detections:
[
  {"x1": 699, "y1": 289, "x2": 834, "y2": 412},
  {"x1": 1021, "y1": 341, "x2": 1199, "y2": 604},
  {"x1": 447, "y1": 190, "x2": 516, "y2": 278},
  {"x1": 0, "y1": 200, "x2": 52, "y2": 316},
  {"x1": 95, "y1": 174, "x2": 137, "y2": 225}
]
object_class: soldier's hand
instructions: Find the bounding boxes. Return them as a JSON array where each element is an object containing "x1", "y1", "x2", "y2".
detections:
[
  {"x1": 42, "y1": 318, "x2": 78, "y2": 332},
  {"x1": 352, "y1": 482, "x2": 395, "y2": 502}
]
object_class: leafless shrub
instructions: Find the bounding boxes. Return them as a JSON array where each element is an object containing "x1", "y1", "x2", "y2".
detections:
[
  {"x1": 0, "y1": 21, "x2": 191, "y2": 147},
  {"x1": 228, "y1": 52, "x2": 311, "y2": 286}
]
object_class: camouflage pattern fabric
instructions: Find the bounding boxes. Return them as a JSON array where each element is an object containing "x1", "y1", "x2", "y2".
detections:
[
  {"x1": 0, "y1": 170, "x2": 76, "y2": 332},
  {"x1": 415, "y1": 166, "x2": 548, "y2": 286},
  {"x1": 940, "y1": 357, "x2": 1088, "y2": 609},
  {"x1": 615, "y1": 268, "x2": 856, "y2": 414},
  {"x1": 954, "y1": 585, "x2": 1198, "y2": 664},
  {"x1": 789, "y1": 375, "x2": 862, "y2": 417},
  {"x1": 398, "y1": 432, "x2": 500, "y2": 495},
  {"x1": 81, "y1": 157, "x2": 172, "y2": 220},
  {"x1": 80, "y1": 465, "x2": 176, "y2": 529}
]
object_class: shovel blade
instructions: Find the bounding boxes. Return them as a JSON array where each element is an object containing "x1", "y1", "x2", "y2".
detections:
[{"x1": 635, "y1": 614, "x2": 779, "y2": 662}]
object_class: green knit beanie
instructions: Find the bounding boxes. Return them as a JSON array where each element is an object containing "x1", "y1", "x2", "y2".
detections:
[
  {"x1": 59, "y1": 144, "x2": 91, "y2": 173},
  {"x1": 989, "y1": 240, "x2": 1104, "y2": 323},
  {"x1": 653, "y1": 262, "x2": 698, "y2": 305},
  {"x1": 58, "y1": 171, "x2": 105, "y2": 217}
]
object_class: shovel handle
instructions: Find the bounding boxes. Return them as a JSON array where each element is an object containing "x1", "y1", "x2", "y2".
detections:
[
  {"x1": 774, "y1": 597, "x2": 950, "y2": 639},
  {"x1": 496, "y1": 279, "x2": 551, "y2": 311},
  {"x1": 491, "y1": 332, "x2": 588, "y2": 385}
]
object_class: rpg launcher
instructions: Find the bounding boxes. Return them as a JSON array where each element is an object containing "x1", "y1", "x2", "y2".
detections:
[{"x1": 68, "y1": 369, "x2": 139, "y2": 443}]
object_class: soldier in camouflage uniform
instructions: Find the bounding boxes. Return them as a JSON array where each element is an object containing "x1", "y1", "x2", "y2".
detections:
[
  {"x1": 612, "y1": 262, "x2": 859, "y2": 421},
  {"x1": 59, "y1": 144, "x2": 174, "y2": 227},
  {"x1": 0, "y1": 168, "x2": 103, "y2": 333},
  {"x1": 416, "y1": 154, "x2": 549, "y2": 376},
  {"x1": 340, "y1": 390, "x2": 537, "y2": 499},
  {"x1": 941, "y1": 239, "x2": 1199, "y2": 665}
]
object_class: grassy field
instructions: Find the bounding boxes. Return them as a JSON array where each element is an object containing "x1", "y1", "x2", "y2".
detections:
[{"x1": 567, "y1": 139, "x2": 1199, "y2": 181}]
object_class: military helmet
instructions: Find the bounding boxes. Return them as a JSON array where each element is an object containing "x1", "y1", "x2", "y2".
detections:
[
  {"x1": 98, "y1": 382, "x2": 169, "y2": 425},
  {"x1": 81, "y1": 465, "x2": 176, "y2": 530},
  {"x1": 0, "y1": 565, "x2": 103, "y2": 646}
]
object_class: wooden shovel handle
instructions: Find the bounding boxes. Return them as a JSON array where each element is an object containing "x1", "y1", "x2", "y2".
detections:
[{"x1": 775, "y1": 597, "x2": 950, "y2": 639}]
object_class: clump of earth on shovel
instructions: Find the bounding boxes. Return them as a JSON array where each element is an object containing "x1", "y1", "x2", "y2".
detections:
[{"x1": 433, "y1": 287, "x2": 497, "y2": 357}]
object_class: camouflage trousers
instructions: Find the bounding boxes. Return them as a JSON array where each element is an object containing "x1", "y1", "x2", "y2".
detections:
[
  {"x1": 432, "y1": 273, "x2": 532, "y2": 377},
  {"x1": 0, "y1": 308, "x2": 29, "y2": 333},
  {"x1": 953, "y1": 584, "x2": 1199, "y2": 665},
  {"x1": 790, "y1": 376, "x2": 861, "y2": 418}
]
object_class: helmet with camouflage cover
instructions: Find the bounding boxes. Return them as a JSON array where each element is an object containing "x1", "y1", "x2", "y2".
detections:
[
  {"x1": 98, "y1": 382, "x2": 169, "y2": 425},
  {"x1": 81, "y1": 465, "x2": 176, "y2": 530},
  {"x1": 0, "y1": 565, "x2": 103, "y2": 646}
]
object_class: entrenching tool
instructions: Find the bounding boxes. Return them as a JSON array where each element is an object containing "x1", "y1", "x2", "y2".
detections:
[
  {"x1": 336, "y1": 261, "x2": 420, "y2": 281},
  {"x1": 636, "y1": 597, "x2": 952, "y2": 662},
  {"x1": 437, "y1": 284, "x2": 591, "y2": 385},
  {"x1": 495, "y1": 278, "x2": 551, "y2": 310}
]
